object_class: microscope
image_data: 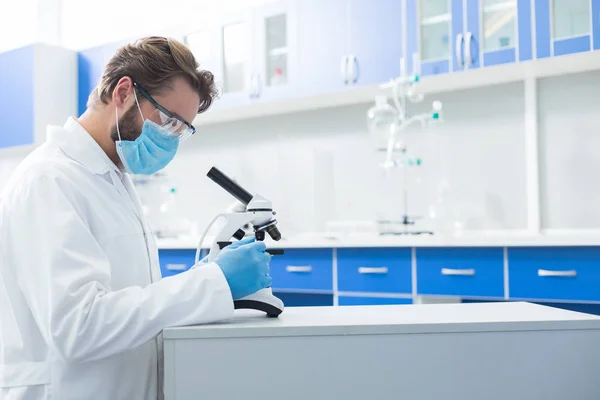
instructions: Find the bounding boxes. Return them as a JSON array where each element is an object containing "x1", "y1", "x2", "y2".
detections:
[{"x1": 195, "y1": 167, "x2": 285, "y2": 318}]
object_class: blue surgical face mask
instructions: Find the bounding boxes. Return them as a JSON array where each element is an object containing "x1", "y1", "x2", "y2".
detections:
[{"x1": 115, "y1": 92, "x2": 179, "y2": 175}]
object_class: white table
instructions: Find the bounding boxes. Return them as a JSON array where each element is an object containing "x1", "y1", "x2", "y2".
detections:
[{"x1": 163, "y1": 302, "x2": 600, "y2": 400}]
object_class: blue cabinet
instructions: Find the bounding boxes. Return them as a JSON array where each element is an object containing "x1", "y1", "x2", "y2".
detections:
[
  {"x1": 77, "y1": 41, "x2": 127, "y2": 115},
  {"x1": 338, "y1": 296, "x2": 412, "y2": 306},
  {"x1": 269, "y1": 248, "x2": 334, "y2": 291},
  {"x1": 406, "y1": 0, "x2": 533, "y2": 76},
  {"x1": 535, "y1": 0, "x2": 600, "y2": 58},
  {"x1": 509, "y1": 247, "x2": 600, "y2": 302},
  {"x1": 416, "y1": 247, "x2": 505, "y2": 298},
  {"x1": 337, "y1": 248, "x2": 412, "y2": 294},
  {"x1": 405, "y1": 0, "x2": 463, "y2": 76},
  {"x1": 296, "y1": 0, "x2": 402, "y2": 96},
  {"x1": 346, "y1": 0, "x2": 403, "y2": 86},
  {"x1": 158, "y1": 249, "x2": 199, "y2": 278},
  {"x1": 295, "y1": 0, "x2": 347, "y2": 96},
  {"x1": 0, "y1": 46, "x2": 35, "y2": 147}
]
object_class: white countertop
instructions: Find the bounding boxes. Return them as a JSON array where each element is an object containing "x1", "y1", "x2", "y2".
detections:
[
  {"x1": 163, "y1": 302, "x2": 600, "y2": 339},
  {"x1": 156, "y1": 231, "x2": 600, "y2": 249}
]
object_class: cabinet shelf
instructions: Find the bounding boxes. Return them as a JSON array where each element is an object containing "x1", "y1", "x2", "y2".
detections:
[
  {"x1": 421, "y1": 14, "x2": 451, "y2": 26},
  {"x1": 269, "y1": 46, "x2": 289, "y2": 56},
  {"x1": 483, "y1": 1, "x2": 517, "y2": 14}
]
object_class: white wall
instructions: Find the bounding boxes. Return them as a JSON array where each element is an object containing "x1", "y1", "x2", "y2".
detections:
[
  {"x1": 2, "y1": 73, "x2": 597, "y2": 237},
  {"x1": 539, "y1": 70, "x2": 600, "y2": 229},
  {"x1": 157, "y1": 82, "x2": 528, "y2": 237}
]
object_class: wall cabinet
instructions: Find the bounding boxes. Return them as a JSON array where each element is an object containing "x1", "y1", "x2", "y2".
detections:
[
  {"x1": 0, "y1": 46, "x2": 35, "y2": 147},
  {"x1": 0, "y1": 44, "x2": 77, "y2": 149},
  {"x1": 189, "y1": 0, "x2": 298, "y2": 110},
  {"x1": 67, "y1": 0, "x2": 600, "y2": 122},
  {"x1": 535, "y1": 0, "x2": 600, "y2": 58},
  {"x1": 406, "y1": 0, "x2": 533, "y2": 77},
  {"x1": 296, "y1": 0, "x2": 403, "y2": 96}
]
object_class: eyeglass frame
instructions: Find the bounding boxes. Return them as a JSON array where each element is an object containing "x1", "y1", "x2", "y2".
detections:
[{"x1": 132, "y1": 80, "x2": 196, "y2": 137}]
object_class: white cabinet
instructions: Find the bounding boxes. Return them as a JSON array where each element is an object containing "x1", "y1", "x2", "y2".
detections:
[{"x1": 186, "y1": 1, "x2": 297, "y2": 110}]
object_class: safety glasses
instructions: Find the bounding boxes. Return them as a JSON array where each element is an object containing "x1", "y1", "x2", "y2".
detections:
[{"x1": 132, "y1": 81, "x2": 196, "y2": 142}]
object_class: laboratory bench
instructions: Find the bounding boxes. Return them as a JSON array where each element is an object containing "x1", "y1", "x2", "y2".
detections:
[
  {"x1": 163, "y1": 302, "x2": 600, "y2": 400},
  {"x1": 157, "y1": 234, "x2": 600, "y2": 315}
]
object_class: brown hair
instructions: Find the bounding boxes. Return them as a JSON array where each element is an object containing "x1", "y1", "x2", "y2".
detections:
[{"x1": 87, "y1": 36, "x2": 219, "y2": 114}]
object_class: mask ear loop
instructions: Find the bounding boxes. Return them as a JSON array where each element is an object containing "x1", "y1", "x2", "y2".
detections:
[{"x1": 115, "y1": 105, "x2": 123, "y2": 141}]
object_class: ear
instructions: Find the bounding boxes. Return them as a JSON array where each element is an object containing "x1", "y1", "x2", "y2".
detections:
[{"x1": 112, "y1": 77, "x2": 134, "y2": 108}]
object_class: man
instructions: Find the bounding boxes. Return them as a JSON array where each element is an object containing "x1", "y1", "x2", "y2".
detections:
[{"x1": 0, "y1": 36, "x2": 272, "y2": 399}]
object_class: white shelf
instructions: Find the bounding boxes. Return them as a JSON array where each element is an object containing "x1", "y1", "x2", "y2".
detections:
[
  {"x1": 268, "y1": 46, "x2": 288, "y2": 56},
  {"x1": 193, "y1": 51, "x2": 600, "y2": 127}
]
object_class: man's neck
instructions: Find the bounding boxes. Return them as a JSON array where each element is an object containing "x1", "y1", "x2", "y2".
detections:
[{"x1": 77, "y1": 108, "x2": 121, "y2": 167}]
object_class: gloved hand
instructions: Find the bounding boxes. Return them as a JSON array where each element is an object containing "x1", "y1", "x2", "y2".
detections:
[
  {"x1": 198, "y1": 236, "x2": 254, "y2": 264},
  {"x1": 214, "y1": 237, "x2": 273, "y2": 300}
]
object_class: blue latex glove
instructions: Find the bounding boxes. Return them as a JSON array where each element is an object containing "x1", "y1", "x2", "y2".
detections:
[
  {"x1": 199, "y1": 237, "x2": 254, "y2": 264},
  {"x1": 214, "y1": 237, "x2": 272, "y2": 300}
]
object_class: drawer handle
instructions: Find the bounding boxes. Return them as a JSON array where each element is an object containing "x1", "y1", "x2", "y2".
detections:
[
  {"x1": 538, "y1": 269, "x2": 577, "y2": 278},
  {"x1": 358, "y1": 267, "x2": 388, "y2": 274},
  {"x1": 166, "y1": 263, "x2": 188, "y2": 271},
  {"x1": 286, "y1": 266, "x2": 313, "y2": 273},
  {"x1": 441, "y1": 268, "x2": 475, "y2": 276}
]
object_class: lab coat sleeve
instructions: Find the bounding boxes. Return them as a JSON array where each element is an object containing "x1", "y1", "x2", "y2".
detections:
[{"x1": 5, "y1": 172, "x2": 234, "y2": 363}]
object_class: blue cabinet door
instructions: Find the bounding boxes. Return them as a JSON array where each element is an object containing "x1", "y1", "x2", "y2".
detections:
[
  {"x1": 78, "y1": 41, "x2": 127, "y2": 116},
  {"x1": 337, "y1": 248, "x2": 412, "y2": 294},
  {"x1": 406, "y1": 0, "x2": 464, "y2": 76},
  {"x1": 535, "y1": 0, "x2": 599, "y2": 58},
  {"x1": 416, "y1": 247, "x2": 505, "y2": 298},
  {"x1": 338, "y1": 296, "x2": 412, "y2": 306},
  {"x1": 464, "y1": 0, "x2": 481, "y2": 69},
  {"x1": 269, "y1": 248, "x2": 334, "y2": 291},
  {"x1": 0, "y1": 46, "x2": 35, "y2": 147},
  {"x1": 158, "y1": 249, "x2": 198, "y2": 278},
  {"x1": 296, "y1": 0, "x2": 349, "y2": 96},
  {"x1": 509, "y1": 247, "x2": 600, "y2": 302},
  {"x1": 347, "y1": 0, "x2": 403, "y2": 86}
]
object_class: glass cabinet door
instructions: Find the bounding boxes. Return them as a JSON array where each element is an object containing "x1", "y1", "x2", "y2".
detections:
[
  {"x1": 552, "y1": 0, "x2": 591, "y2": 39},
  {"x1": 184, "y1": 28, "x2": 217, "y2": 74},
  {"x1": 222, "y1": 21, "x2": 248, "y2": 94},
  {"x1": 420, "y1": 0, "x2": 451, "y2": 62},
  {"x1": 482, "y1": 0, "x2": 517, "y2": 51},
  {"x1": 254, "y1": 0, "x2": 297, "y2": 102},
  {"x1": 264, "y1": 13, "x2": 288, "y2": 88},
  {"x1": 209, "y1": 14, "x2": 254, "y2": 109}
]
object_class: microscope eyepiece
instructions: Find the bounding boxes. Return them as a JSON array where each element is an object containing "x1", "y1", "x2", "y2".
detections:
[{"x1": 207, "y1": 167, "x2": 253, "y2": 205}]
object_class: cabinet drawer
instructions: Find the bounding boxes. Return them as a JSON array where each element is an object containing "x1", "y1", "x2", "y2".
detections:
[
  {"x1": 416, "y1": 248, "x2": 504, "y2": 298},
  {"x1": 270, "y1": 249, "x2": 333, "y2": 291},
  {"x1": 159, "y1": 249, "x2": 198, "y2": 278},
  {"x1": 509, "y1": 247, "x2": 600, "y2": 301},
  {"x1": 337, "y1": 248, "x2": 412, "y2": 294},
  {"x1": 338, "y1": 296, "x2": 412, "y2": 306}
]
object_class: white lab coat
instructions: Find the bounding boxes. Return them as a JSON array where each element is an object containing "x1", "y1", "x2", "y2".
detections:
[{"x1": 0, "y1": 118, "x2": 234, "y2": 399}]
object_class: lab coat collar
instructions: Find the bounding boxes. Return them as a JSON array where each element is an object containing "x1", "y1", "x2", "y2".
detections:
[{"x1": 48, "y1": 117, "x2": 122, "y2": 177}]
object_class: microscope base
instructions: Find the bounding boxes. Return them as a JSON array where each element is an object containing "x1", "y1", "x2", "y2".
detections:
[{"x1": 234, "y1": 288, "x2": 284, "y2": 318}]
